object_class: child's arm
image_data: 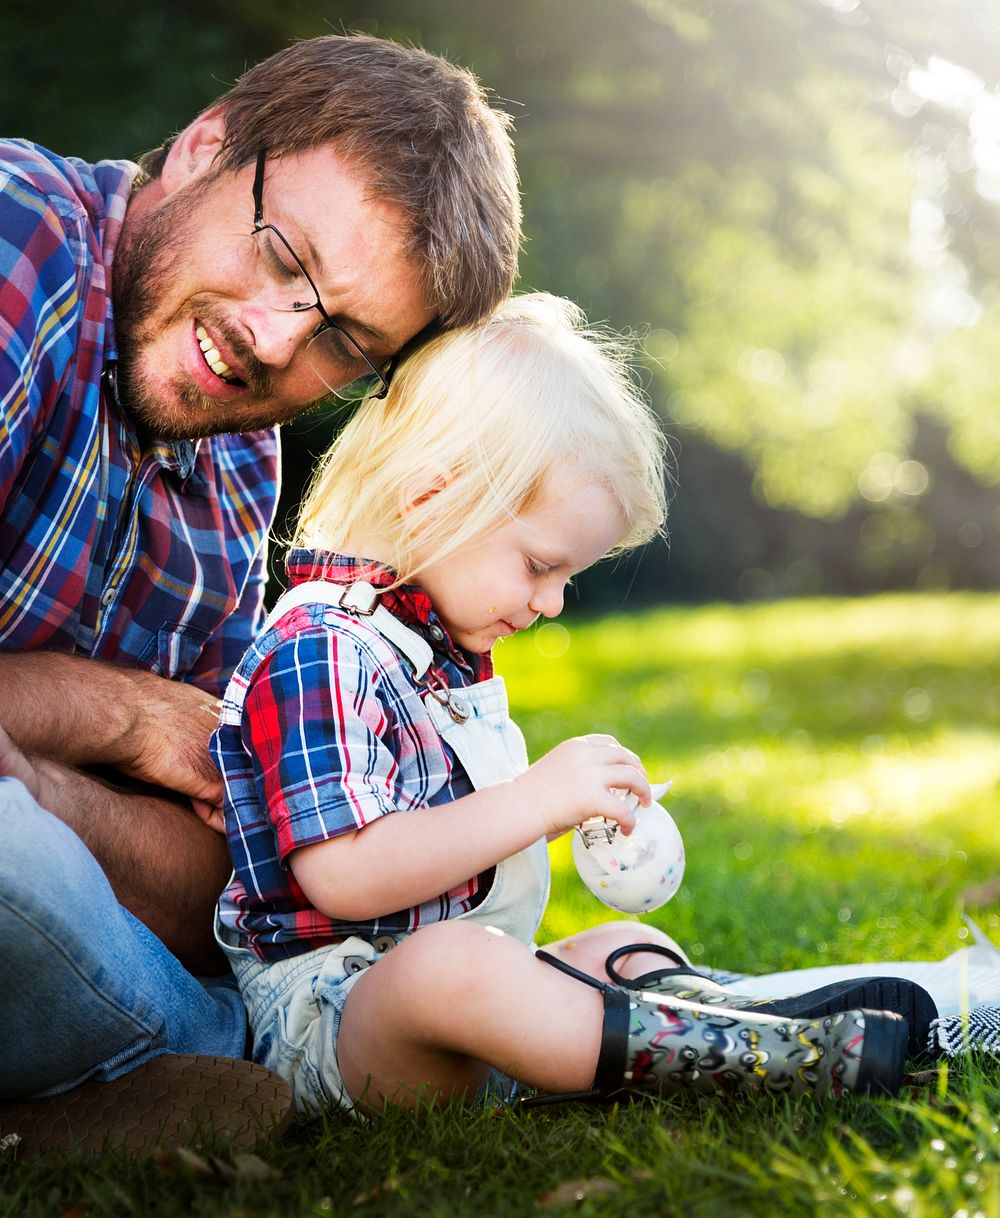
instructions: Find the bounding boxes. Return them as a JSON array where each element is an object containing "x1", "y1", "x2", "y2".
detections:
[{"x1": 290, "y1": 733, "x2": 650, "y2": 921}]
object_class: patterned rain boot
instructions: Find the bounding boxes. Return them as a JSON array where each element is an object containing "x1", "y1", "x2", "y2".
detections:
[
  {"x1": 604, "y1": 943, "x2": 937, "y2": 1061},
  {"x1": 530, "y1": 951, "x2": 909, "y2": 1103}
]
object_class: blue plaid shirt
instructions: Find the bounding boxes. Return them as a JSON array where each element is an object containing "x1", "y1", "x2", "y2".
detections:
[{"x1": 0, "y1": 140, "x2": 277, "y2": 695}]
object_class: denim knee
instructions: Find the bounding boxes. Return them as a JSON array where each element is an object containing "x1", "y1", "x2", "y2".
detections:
[{"x1": 0, "y1": 777, "x2": 114, "y2": 933}]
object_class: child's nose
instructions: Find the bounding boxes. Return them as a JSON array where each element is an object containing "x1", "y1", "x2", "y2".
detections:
[{"x1": 530, "y1": 580, "x2": 565, "y2": 619}]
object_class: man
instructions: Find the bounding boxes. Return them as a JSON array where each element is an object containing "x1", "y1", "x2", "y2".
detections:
[{"x1": 0, "y1": 33, "x2": 520, "y2": 1150}]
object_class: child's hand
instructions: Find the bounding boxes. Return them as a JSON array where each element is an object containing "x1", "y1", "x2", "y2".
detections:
[{"x1": 512, "y1": 734, "x2": 650, "y2": 838}]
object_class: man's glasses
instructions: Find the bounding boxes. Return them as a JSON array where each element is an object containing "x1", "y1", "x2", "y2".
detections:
[{"x1": 251, "y1": 150, "x2": 393, "y2": 401}]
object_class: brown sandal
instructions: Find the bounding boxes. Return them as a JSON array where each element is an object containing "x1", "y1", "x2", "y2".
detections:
[{"x1": 0, "y1": 1053, "x2": 292, "y2": 1158}]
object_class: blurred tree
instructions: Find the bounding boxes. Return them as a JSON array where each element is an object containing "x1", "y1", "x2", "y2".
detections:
[
  {"x1": 6, "y1": 0, "x2": 1000, "y2": 602},
  {"x1": 0, "y1": 1, "x2": 252, "y2": 161}
]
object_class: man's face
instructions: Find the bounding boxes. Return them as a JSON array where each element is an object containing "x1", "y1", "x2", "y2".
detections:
[{"x1": 113, "y1": 142, "x2": 436, "y2": 439}]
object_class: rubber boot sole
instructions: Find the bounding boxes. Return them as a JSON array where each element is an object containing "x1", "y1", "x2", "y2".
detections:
[
  {"x1": 0, "y1": 1054, "x2": 292, "y2": 1158},
  {"x1": 746, "y1": 978, "x2": 935, "y2": 1062}
]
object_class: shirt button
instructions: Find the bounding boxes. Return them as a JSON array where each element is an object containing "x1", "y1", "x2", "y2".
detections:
[
  {"x1": 428, "y1": 624, "x2": 445, "y2": 642},
  {"x1": 101, "y1": 588, "x2": 115, "y2": 606}
]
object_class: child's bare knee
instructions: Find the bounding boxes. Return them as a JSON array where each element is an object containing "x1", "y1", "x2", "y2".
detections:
[
  {"x1": 389, "y1": 921, "x2": 520, "y2": 1003},
  {"x1": 406, "y1": 919, "x2": 506, "y2": 965}
]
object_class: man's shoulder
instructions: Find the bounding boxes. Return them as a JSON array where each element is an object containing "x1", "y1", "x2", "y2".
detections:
[
  {"x1": 0, "y1": 142, "x2": 123, "y2": 378},
  {"x1": 0, "y1": 139, "x2": 135, "y2": 234},
  {"x1": 1, "y1": 140, "x2": 79, "y2": 206},
  {"x1": 0, "y1": 139, "x2": 65, "y2": 181}
]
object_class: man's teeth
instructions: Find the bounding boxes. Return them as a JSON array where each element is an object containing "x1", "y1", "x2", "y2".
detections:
[{"x1": 195, "y1": 324, "x2": 236, "y2": 382}]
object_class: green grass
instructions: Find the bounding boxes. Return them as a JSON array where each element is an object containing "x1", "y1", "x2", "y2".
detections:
[{"x1": 5, "y1": 592, "x2": 1000, "y2": 1217}]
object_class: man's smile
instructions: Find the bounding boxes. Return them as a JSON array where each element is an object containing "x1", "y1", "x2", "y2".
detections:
[{"x1": 195, "y1": 322, "x2": 239, "y2": 383}]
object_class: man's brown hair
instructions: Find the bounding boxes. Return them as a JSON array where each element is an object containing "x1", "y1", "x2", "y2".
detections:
[{"x1": 138, "y1": 34, "x2": 521, "y2": 328}]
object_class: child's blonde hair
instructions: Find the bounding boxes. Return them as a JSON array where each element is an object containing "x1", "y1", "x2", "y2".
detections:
[{"x1": 294, "y1": 292, "x2": 667, "y2": 583}]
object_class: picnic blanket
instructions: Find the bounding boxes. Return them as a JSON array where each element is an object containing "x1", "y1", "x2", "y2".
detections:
[{"x1": 711, "y1": 916, "x2": 1000, "y2": 1058}]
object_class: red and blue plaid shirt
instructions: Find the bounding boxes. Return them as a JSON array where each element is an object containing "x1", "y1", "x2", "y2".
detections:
[
  {"x1": 215, "y1": 552, "x2": 496, "y2": 961},
  {"x1": 0, "y1": 140, "x2": 277, "y2": 695}
]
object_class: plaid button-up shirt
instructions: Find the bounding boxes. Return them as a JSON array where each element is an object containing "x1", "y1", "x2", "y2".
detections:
[
  {"x1": 215, "y1": 552, "x2": 497, "y2": 961},
  {"x1": 0, "y1": 139, "x2": 277, "y2": 695}
]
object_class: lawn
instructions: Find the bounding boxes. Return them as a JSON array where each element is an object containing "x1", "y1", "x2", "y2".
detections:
[{"x1": 4, "y1": 592, "x2": 999, "y2": 1217}]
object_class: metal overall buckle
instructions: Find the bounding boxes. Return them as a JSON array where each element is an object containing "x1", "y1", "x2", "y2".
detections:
[
  {"x1": 417, "y1": 667, "x2": 470, "y2": 725},
  {"x1": 337, "y1": 582, "x2": 379, "y2": 616}
]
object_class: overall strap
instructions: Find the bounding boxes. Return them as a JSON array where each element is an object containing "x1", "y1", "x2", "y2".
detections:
[{"x1": 262, "y1": 580, "x2": 434, "y2": 678}]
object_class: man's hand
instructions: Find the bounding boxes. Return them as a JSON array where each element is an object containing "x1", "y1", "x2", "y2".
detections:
[
  {"x1": 0, "y1": 723, "x2": 49, "y2": 805},
  {"x1": 106, "y1": 673, "x2": 225, "y2": 806},
  {"x1": 0, "y1": 653, "x2": 233, "y2": 968},
  {"x1": 191, "y1": 796, "x2": 226, "y2": 833}
]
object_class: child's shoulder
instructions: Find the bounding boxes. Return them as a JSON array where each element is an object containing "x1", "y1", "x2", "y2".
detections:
[{"x1": 250, "y1": 601, "x2": 411, "y2": 683}]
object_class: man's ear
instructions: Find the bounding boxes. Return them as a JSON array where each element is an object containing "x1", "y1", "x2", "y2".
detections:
[{"x1": 160, "y1": 105, "x2": 227, "y2": 195}]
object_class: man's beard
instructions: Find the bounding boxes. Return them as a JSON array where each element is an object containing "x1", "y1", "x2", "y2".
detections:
[{"x1": 111, "y1": 177, "x2": 280, "y2": 440}]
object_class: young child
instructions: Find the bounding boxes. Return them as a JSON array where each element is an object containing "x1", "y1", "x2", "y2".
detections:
[{"x1": 212, "y1": 293, "x2": 910, "y2": 1116}]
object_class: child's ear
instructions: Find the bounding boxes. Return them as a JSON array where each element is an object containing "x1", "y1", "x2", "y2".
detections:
[
  {"x1": 160, "y1": 105, "x2": 227, "y2": 194},
  {"x1": 399, "y1": 467, "x2": 452, "y2": 516}
]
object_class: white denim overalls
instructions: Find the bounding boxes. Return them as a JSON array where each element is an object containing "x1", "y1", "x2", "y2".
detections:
[{"x1": 217, "y1": 581, "x2": 551, "y2": 1115}]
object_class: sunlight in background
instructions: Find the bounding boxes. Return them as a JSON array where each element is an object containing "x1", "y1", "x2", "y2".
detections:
[
  {"x1": 500, "y1": 596, "x2": 1000, "y2": 865},
  {"x1": 498, "y1": 593, "x2": 1000, "y2": 960},
  {"x1": 13, "y1": 0, "x2": 1000, "y2": 603},
  {"x1": 813, "y1": 731, "x2": 1000, "y2": 826}
]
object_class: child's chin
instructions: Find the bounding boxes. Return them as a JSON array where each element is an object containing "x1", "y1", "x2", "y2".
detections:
[{"x1": 459, "y1": 631, "x2": 493, "y2": 653}]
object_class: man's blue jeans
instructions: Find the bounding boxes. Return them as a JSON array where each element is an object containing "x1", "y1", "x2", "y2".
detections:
[{"x1": 0, "y1": 777, "x2": 247, "y2": 1097}]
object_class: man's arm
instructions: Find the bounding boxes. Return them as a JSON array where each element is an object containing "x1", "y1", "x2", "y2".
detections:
[
  {"x1": 0, "y1": 653, "x2": 231, "y2": 969},
  {"x1": 0, "y1": 650, "x2": 225, "y2": 802}
]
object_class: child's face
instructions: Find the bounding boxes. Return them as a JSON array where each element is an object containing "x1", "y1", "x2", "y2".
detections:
[{"x1": 416, "y1": 471, "x2": 625, "y2": 654}]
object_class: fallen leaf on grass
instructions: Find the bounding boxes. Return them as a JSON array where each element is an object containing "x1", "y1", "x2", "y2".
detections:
[
  {"x1": 538, "y1": 1177, "x2": 618, "y2": 1209},
  {"x1": 353, "y1": 1171, "x2": 412, "y2": 1206},
  {"x1": 152, "y1": 1147, "x2": 281, "y2": 1183},
  {"x1": 905, "y1": 1070, "x2": 940, "y2": 1088},
  {"x1": 228, "y1": 1153, "x2": 281, "y2": 1181},
  {"x1": 55, "y1": 1207, "x2": 88, "y2": 1218},
  {"x1": 154, "y1": 1147, "x2": 215, "y2": 1180}
]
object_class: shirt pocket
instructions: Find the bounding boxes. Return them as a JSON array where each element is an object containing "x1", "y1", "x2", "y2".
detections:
[{"x1": 139, "y1": 621, "x2": 212, "y2": 679}]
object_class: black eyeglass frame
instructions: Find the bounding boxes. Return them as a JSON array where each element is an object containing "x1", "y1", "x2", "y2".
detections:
[{"x1": 251, "y1": 149, "x2": 393, "y2": 400}]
